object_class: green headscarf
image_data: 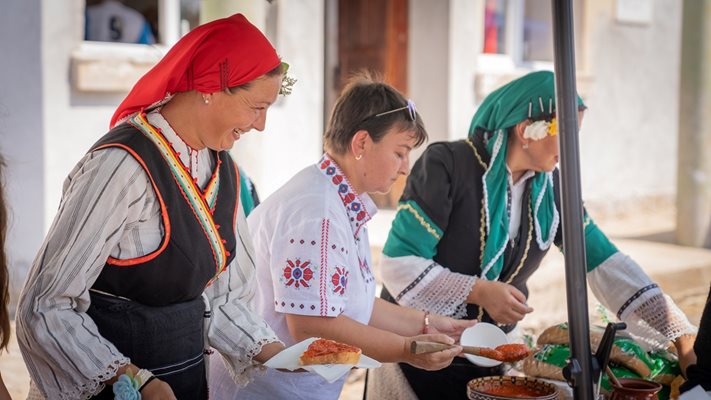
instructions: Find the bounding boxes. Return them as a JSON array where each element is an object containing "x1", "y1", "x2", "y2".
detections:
[{"x1": 469, "y1": 71, "x2": 584, "y2": 281}]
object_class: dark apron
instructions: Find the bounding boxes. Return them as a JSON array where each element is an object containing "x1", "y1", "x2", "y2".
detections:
[
  {"x1": 680, "y1": 283, "x2": 711, "y2": 393},
  {"x1": 397, "y1": 359, "x2": 503, "y2": 400},
  {"x1": 87, "y1": 291, "x2": 208, "y2": 399}
]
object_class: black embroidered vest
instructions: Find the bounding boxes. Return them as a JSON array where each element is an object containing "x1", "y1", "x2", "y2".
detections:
[{"x1": 89, "y1": 118, "x2": 238, "y2": 306}]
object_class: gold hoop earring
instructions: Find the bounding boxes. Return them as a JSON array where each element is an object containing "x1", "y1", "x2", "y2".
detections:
[{"x1": 355, "y1": 154, "x2": 363, "y2": 160}]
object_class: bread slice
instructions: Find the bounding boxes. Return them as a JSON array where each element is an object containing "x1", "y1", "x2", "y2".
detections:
[{"x1": 299, "y1": 338, "x2": 362, "y2": 365}]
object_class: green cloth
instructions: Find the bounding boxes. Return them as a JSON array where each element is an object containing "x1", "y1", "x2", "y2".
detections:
[
  {"x1": 238, "y1": 166, "x2": 257, "y2": 217},
  {"x1": 582, "y1": 214, "x2": 618, "y2": 272},
  {"x1": 469, "y1": 70, "x2": 584, "y2": 280},
  {"x1": 383, "y1": 200, "x2": 443, "y2": 259}
]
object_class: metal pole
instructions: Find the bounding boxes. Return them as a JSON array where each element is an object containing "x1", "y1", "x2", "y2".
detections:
[{"x1": 551, "y1": 1, "x2": 595, "y2": 399}]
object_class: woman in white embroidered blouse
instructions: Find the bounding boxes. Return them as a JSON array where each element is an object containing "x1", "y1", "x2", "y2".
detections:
[
  {"x1": 16, "y1": 14, "x2": 292, "y2": 400},
  {"x1": 208, "y1": 73, "x2": 477, "y2": 400}
]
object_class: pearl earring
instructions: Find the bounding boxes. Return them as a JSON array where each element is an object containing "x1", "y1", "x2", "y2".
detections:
[
  {"x1": 522, "y1": 143, "x2": 529, "y2": 150},
  {"x1": 203, "y1": 96, "x2": 210, "y2": 104}
]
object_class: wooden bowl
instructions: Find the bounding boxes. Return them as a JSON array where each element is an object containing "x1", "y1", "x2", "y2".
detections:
[{"x1": 467, "y1": 376, "x2": 559, "y2": 400}]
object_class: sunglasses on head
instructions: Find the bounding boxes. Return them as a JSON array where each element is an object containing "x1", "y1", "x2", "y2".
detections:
[{"x1": 362, "y1": 99, "x2": 417, "y2": 123}]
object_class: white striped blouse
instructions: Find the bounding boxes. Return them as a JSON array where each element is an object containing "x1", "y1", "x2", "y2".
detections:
[{"x1": 16, "y1": 111, "x2": 280, "y2": 400}]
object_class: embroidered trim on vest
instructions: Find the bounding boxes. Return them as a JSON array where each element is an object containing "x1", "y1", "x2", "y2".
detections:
[
  {"x1": 205, "y1": 161, "x2": 242, "y2": 287},
  {"x1": 232, "y1": 161, "x2": 240, "y2": 229},
  {"x1": 129, "y1": 113, "x2": 228, "y2": 275},
  {"x1": 204, "y1": 167, "x2": 221, "y2": 211},
  {"x1": 99, "y1": 143, "x2": 172, "y2": 266}
]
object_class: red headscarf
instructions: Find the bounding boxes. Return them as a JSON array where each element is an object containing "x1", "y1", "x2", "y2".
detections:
[{"x1": 110, "y1": 14, "x2": 280, "y2": 128}]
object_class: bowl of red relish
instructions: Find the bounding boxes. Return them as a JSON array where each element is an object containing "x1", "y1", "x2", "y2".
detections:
[{"x1": 467, "y1": 376, "x2": 559, "y2": 400}]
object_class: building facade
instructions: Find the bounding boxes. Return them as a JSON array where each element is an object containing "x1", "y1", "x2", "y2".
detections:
[{"x1": 0, "y1": 0, "x2": 685, "y2": 305}]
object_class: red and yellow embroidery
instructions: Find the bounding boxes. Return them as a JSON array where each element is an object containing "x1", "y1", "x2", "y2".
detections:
[{"x1": 130, "y1": 113, "x2": 229, "y2": 279}]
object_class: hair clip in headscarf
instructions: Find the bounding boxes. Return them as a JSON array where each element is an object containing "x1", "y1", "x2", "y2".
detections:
[
  {"x1": 524, "y1": 96, "x2": 558, "y2": 140},
  {"x1": 279, "y1": 62, "x2": 297, "y2": 96}
]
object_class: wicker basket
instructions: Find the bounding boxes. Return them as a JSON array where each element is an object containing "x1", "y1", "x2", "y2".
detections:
[{"x1": 467, "y1": 376, "x2": 559, "y2": 400}]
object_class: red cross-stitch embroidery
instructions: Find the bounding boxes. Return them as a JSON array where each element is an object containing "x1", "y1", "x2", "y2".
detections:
[
  {"x1": 331, "y1": 266, "x2": 349, "y2": 295},
  {"x1": 283, "y1": 259, "x2": 314, "y2": 288},
  {"x1": 359, "y1": 257, "x2": 375, "y2": 284}
]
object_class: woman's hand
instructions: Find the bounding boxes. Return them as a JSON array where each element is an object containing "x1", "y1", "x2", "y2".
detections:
[
  {"x1": 427, "y1": 314, "x2": 477, "y2": 341},
  {"x1": 468, "y1": 280, "x2": 533, "y2": 324},
  {"x1": 402, "y1": 333, "x2": 461, "y2": 371},
  {"x1": 253, "y1": 341, "x2": 286, "y2": 363},
  {"x1": 140, "y1": 378, "x2": 177, "y2": 400},
  {"x1": 106, "y1": 364, "x2": 176, "y2": 399},
  {"x1": 673, "y1": 334, "x2": 697, "y2": 377}
]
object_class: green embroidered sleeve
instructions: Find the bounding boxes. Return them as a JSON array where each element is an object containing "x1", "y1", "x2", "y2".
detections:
[
  {"x1": 382, "y1": 143, "x2": 456, "y2": 260},
  {"x1": 555, "y1": 211, "x2": 619, "y2": 272},
  {"x1": 552, "y1": 170, "x2": 618, "y2": 272},
  {"x1": 383, "y1": 200, "x2": 444, "y2": 259},
  {"x1": 583, "y1": 213, "x2": 618, "y2": 272}
]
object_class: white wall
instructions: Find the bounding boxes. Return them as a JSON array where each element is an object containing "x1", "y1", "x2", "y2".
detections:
[
  {"x1": 38, "y1": 0, "x2": 326, "y2": 215},
  {"x1": 23, "y1": 0, "x2": 323, "y2": 295},
  {"x1": 42, "y1": 0, "x2": 128, "y2": 223},
  {"x1": 579, "y1": 0, "x2": 682, "y2": 206},
  {"x1": 448, "y1": 0, "x2": 484, "y2": 141},
  {"x1": 433, "y1": 0, "x2": 682, "y2": 207},
  {"x1": 230, "y1": 0, "x2": 324, "y2": 199},
  {"x1": 408, "y1": 0, "x2": 450, "y2": 149},
  {"x1": 0, "y1": 0, "x2": 687, "y2": 303},
  {"x1": 0, "y1": 0, "x2": 45, "y2": 308},
  {"x1": 408, "y1": 0, "x2": 484, "y2": 147}
]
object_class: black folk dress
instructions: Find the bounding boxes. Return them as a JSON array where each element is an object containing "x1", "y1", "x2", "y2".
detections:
[
  {"x1": 87, "y1": 116, "x2": 238, "y2": 399},
  {"x1": 380, "y1": 136, "x2": 561, "y2": 399}
]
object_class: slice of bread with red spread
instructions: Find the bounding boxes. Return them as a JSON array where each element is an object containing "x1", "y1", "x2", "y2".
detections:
[{"x1": 299, "y1": 338, "x2": 362, "y2": 365}]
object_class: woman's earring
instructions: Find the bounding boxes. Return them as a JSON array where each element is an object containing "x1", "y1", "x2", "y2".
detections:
[
  {"x1": 355, "y1": 154, "x2": 363, "y2": 161},
  {"x1": 522, "y1": 143, "x2": 529, "y2": 150},
  {"x1": 203, "y1": 95, "x2": 210, "y2": 105}
]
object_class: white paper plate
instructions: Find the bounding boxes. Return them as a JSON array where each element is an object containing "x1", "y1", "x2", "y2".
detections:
[
  {"x1": 264, "y1": 337, "x2": 381, "y2": 383},
  {"x1": 459, "y1": 322, "x2": 508, "y2": 367}
]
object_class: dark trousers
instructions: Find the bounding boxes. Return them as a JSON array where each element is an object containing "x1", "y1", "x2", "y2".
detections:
[
  {"x1": 87, "y1": 291, "x2": 208, "y2": 399},
  {"x1": 398, "y1": 359, "x2": 503, "y2": 400}
]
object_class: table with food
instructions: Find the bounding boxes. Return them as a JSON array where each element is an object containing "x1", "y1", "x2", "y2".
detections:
[{"x1": 454, "y1": 322, "x2": 688, "y2": 400}]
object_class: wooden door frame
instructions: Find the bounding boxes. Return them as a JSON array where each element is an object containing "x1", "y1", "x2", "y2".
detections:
[{"x1": 323, "y1": 0, "x2": 409, "y2": 208}]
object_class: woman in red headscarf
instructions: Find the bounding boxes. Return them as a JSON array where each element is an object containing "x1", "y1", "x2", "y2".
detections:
[{"x1": 16, "y1": 14, "x2": 290, "y2": 400}]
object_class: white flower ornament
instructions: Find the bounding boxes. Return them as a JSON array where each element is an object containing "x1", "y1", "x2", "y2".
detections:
[{"x1": 523, "y1": 120, "x2": 551, "y2": 141}]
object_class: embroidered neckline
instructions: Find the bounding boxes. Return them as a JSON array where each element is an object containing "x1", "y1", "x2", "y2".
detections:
[
  {"x1": 146, "y1": 110, "x2": 222, "y2": 208},
  {"x1": 130, "y1": 112, "x2": 228, "y2": 278},
  {"x1": 317, "y1": 154, "x2": 376, "y2": 238},
  {"x1": 316, "y1": 155, "x2": 377, "y2": 293}
]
